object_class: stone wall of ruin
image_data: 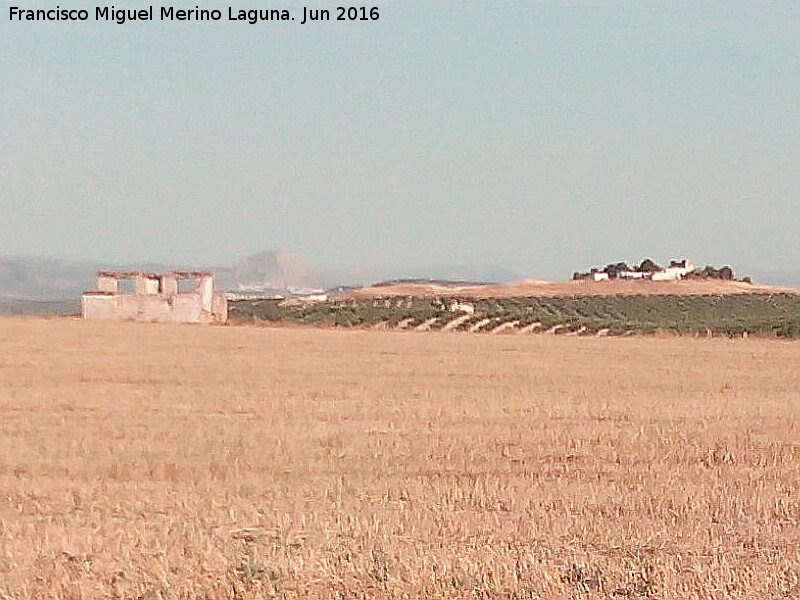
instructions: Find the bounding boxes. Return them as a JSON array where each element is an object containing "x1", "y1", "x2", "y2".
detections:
[{"x1": 81, "y1": 272, "x2": 227, "y2": 324}]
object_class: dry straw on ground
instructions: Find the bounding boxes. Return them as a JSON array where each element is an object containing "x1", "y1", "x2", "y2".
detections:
[{"x1": 0, "y1": 317, "x2": 799, "y2": 599}]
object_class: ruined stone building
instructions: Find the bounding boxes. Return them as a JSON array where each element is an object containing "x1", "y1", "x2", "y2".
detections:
[{"x1": 81, "y1": 271, "x2": 227, "y2": 323}]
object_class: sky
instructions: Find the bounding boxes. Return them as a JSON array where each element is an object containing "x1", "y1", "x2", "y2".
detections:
[{"x1": 2, "y1": 1, "x2": 799, "y2": 280}]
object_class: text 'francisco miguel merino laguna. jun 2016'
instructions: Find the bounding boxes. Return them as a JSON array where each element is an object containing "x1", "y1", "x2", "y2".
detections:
[{"x1": 8, "y1": 5, "x2": 381, "y2": 25}]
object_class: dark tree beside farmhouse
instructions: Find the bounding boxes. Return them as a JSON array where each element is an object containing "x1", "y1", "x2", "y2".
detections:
[{"x1": 638, "y1": 259, "x2": 662, "y2": 273}]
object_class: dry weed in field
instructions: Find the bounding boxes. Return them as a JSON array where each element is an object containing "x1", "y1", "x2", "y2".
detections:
[{"x1": 0, "y1": 317, "x2": 799, "y2": 598}]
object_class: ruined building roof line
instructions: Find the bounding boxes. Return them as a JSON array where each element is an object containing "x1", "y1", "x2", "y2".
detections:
[
  {"x1": 97, "y1": 270, "x2": 160, "y2": 279},
  {"x1": 96, "y1": 270, "x2": 214, "y2": 279}
]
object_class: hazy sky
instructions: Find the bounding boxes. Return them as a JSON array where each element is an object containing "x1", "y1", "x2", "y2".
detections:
[{"x1": 2, "y1": 1, "x2": 799, "y2": 279}]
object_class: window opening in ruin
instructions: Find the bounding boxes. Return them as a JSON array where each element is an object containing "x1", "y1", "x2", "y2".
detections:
[
  {"x1": 117, "y1": 278, "x2": 136, "y2": 293},
  {"x1": 177, "y1": 278, "x2": 199, "y2": 293}
]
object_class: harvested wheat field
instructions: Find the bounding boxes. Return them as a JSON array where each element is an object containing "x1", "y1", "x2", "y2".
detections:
[{"x1": 1, "y1": 318, "x2": 800, "y2": 599}]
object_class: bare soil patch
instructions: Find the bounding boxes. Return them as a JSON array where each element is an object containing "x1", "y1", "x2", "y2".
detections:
[{"x1": 351, "y1": 278, "x2": 797, "y2": 299}]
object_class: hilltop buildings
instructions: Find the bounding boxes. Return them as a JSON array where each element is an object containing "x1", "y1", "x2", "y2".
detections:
[{"x1": 584, "y1": 259, "x2": 697, "y2": 282}]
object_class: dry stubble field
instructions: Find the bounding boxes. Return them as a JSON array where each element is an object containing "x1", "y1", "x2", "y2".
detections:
[{"x1": 1, "y1": 318, "x2": 800, "y2": 599}]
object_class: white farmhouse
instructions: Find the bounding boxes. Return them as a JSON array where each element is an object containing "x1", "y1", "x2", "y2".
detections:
[{"x1": 651, "y1": 259, "x2": 695, "y2": 281}]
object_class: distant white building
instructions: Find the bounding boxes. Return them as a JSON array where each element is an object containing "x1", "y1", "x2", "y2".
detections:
[
  {"x1": 449, "y1": 300, "x2": 475, "y2": 314},
  {"x1": 652, "y1": 259, "x2": 695, "y2": 281},
  {"x1": 580, "y1": 258, "x2": 697, "y2": 282},
  {"x1": 300, "y1": 293, "x2": 328, "y2": 302}
]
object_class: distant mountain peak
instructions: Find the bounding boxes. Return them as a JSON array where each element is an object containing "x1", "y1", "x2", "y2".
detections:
[{"x1": 233, "y1": 249, "x2": 319, "y2": 291}]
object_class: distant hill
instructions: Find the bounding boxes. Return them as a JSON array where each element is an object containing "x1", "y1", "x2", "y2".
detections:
[
  {"x1": 0, "y1": 249, "x2": 320, "y2": 308},
  {"x1": 0, "y1": 256, "x2": 211, "y2": 302},
  {"x1": 0, "y1": 252, "x2": 524, "y2": 305},
  {"x1": 0, "y1": 299, "x2": 80, "y2": 316},
  {"x1": 318, "y1": 264, "x2": 524, "y2": 289},
  {"x1": 0, "y1": 257, "x2": 97, "y2": 301},
  {"x1": 231, "y1": 249, "x2": 319, "y2": 292},
  {"x1": 4, "y1": 251, "x2": 796, "y2": 314},
  {"x1": 738, "y1": 267, "x2": 800, "y2": 289},
  {"x1": 349, "y1": 277, "x2": 799, "y2": 300}
]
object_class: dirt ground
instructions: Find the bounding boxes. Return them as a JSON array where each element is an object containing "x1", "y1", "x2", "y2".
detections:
[
  {"x1": 1, "y1": 317, "x2": 799, "y2": 598},
  {"x1": 350, "y1": 278, "x2": 797, "y2": 299}
]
